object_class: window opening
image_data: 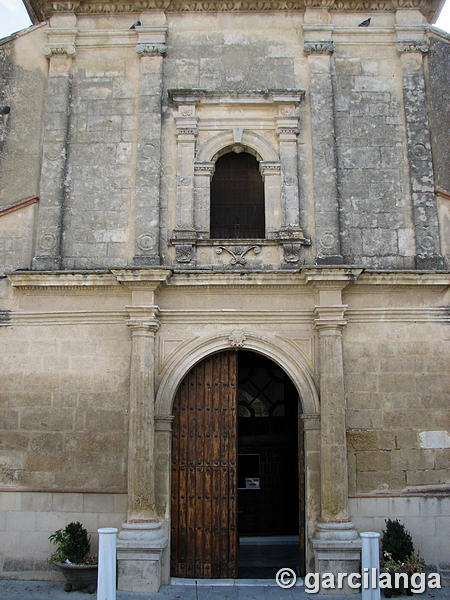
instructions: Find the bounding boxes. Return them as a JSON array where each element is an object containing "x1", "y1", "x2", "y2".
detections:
[{"x1": 210, "y1": 152, "x2": 265, "y2": 239}]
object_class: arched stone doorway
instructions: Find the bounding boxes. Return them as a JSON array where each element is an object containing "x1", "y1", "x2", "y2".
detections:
[{"x1": 169, "y1": 349, "x2": 305, "y2": 579}]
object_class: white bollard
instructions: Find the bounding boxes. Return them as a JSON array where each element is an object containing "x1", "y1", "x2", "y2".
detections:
[
  {"x1": 360, "y1": 531, "x2": 381, "y2": 600},
  {"x1": 97, "y1": 527, "x2": 118, "y2": 600}
]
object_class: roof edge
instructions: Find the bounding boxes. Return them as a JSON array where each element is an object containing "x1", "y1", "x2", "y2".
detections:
[{"x1": 22, "y1": 1, "x2": 442, "y2": 25}]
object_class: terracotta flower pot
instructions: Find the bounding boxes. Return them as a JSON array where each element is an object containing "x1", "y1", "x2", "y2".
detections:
[{"x1": 53, "y1": 561, "x2": 97, "y2": 594}]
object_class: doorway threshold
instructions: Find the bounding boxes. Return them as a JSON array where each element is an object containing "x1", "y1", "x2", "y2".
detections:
[{"x1": 171, "y1": 577, "x2": 304, "y2": 587}]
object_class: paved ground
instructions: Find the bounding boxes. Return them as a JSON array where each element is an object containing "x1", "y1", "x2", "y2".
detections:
[{"x1": 0, "y1": 579, "x2": 447, "y2": 600}]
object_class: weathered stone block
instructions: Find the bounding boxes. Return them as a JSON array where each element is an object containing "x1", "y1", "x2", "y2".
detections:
[
  {"x1": 347, "y1": 431, "x2": 378, "y2": 451},
  {"x1": 357, "y1": 450, "x2": 391, "y2": 472}
]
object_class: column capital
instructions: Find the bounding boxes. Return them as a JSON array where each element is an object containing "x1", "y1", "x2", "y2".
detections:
[
  {"x1": 276, "y1": 116, "x2": 299, "y2": 140},
  {"x1": 135, "y1": 25, "x2": 168, "y2": 57},
  {"x1": 300, "y1": 413, "x2": 321, "y2": 430},
  {"x1": 313, "y1": 305, "x2": 348, "y2": 331},
  {"x1": 175, "y1": 116, "x2": 198, "y2": 140},
  {"x1": 303, "y1": 41, "x2": 335, "y2": 55},
  {"x1": 397, "y1": 40, "x2": 429, "y2": 54},
  {"x1": 126, "y1": 306, "x2": 160, "y2": 334},
  {"x1": 194, "y1": 161, "x2": 215, "y2": 177},
  {"x1": 44, "y1": 18, "x2": 77, "y2": 59},
  {"x1": 259, "y1": 161, "x2": 281, "y2": 177}
]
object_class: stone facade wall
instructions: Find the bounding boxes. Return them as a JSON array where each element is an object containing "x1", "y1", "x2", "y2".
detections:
[
  {"x1": 349, "y1": 494, "x2": 449, "y2": 573},
  {"x1": 0, "y1": 202, "x2": 37, "y2": 275},
  {"x1": 334, "y1": 52, "x2": 415, "y2": 268},
  {"x1": 1, "y1": 11, "x2": 447, "y2": 272},
  {"x1": 0, "y1": 490, "x2": 126, "y2": 580},
  {"x1": 0, "y1": 27, "x2": 47, "y2": 209},
  {"x1": 344, "y1": 284, "x2": 449, "y2": 494},
  {"x1": 427, "y1": 34, "x2": 450, "y2": 193},
  {"x1": 63, "y1": 44, "x2": 140, "y2": 269},
  {"x1": 0, "y1": 300, "x2": 130, "y2": 490}
]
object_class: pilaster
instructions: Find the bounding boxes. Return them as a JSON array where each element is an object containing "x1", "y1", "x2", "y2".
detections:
[
  {"x1": 32, "y1": 13, "x2": 76, "y2": 270},
  {"x1": 276, "y1": 112, "x2": 301, "y2": 230},
  {"x1": 396, "y1": 12, "x2": 444, "y2": 269},
  {"x1": 260, "y1": 161, "x2": 282, "y2": 237},
  {"x1": 306, "y1": 269, "x2": 361, "y2": 592},
  {"x1": 194, "y1": 161, "x2": 215, "y2": 238},
  {"x1": 303, "y1": 10, "x2": 343, "y2": 265},
  {"x1": 133, "y1": 16, "x2": 168, "y2": 267},
  {"x1": 114, "y1": 268, "x2": 171, "y2": 594}
]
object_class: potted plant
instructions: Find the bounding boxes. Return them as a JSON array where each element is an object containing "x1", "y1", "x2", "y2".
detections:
[
  {"x1": 48, "y1": 521, "x2": 98, "y2": 594},
  {"x1": 380, "y1": 519, "x2": 425, "y2": 597}
]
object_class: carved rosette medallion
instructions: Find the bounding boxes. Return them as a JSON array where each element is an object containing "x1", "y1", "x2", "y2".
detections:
[
  {"x1": 39, "y1": 232, "x2": 57, "y2": 252},
  {"x1": 303, "y1": 41, "x2": 335, "y2": 55},
  {"x1": 229, "y1": 329, "x2": 246, "y2": 348},
  {"x1": 136, "y1": 233, "x2": 155, "y2": 252}
]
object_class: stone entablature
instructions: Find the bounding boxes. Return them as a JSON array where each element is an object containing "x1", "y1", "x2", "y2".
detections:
[{"x1": 26, "y1": 0, "x2": 441, "y2": 22}]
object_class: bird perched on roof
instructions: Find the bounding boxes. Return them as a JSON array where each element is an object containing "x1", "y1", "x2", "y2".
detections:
[
  {"x1": 358, "y1": 18, "x2": 371, "y2": 27},
  {"x1": 129, "y1": 21, "x2": 142, "y2": 30}
]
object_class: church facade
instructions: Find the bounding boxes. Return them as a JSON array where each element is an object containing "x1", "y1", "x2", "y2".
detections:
[{"x1": 0, "y1": 0, "x2": 449, "y2": 592}]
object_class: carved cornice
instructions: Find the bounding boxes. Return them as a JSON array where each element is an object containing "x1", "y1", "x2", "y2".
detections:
[
  {"x1": 304, "y1": 41, "x2": 335, "y2": 55},
  {"x1": 397, "y1": 40, "x2": 429, "y2": 53},
  {"x1": 27, "y1": 1, "x2": 441, "y2": 23}
]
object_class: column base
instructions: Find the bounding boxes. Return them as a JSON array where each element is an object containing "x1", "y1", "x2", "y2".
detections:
[
  {"x1": 116, "y1": 520, "x2": 168, "y2": 593},
  {"x1": 32, "y1": 256, "x2": 61, "y2": 270},
  {"x1": 312, "y1": 521, "x2": 361, "y2": 594},
  {"x1": 132, "y1": 255, "x2": 161, "y2": 267}
]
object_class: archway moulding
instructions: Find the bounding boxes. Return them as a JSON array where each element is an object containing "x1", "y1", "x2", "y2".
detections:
[
  {"x1": 155, "y1": 331, "x2": 320, "y2": 417},
  {"x1": 196, "y1": 130, "x2": 279, "y2": 163}
]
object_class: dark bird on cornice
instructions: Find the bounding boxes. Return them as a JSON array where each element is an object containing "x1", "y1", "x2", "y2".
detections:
[
  {"x1": 130, "y1": 21, "x2": 142, "y2": 30},
  {"x1": 358, "y1": 18, "x2": 371, "y2": 27}
]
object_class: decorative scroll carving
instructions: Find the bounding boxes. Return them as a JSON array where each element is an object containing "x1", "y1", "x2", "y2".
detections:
[
  {"x1": 397, "y1": 41, "x2": 429, "y2": 54},
  {"x1": 303, "y1": 41, "x2": 335, "y2": 55},
  {"x1": 216, "y1": 245, "x2": 261, "y2": 265},
  {"x1": 229, "y1": 329, "x2": 247, "y2": 348}
]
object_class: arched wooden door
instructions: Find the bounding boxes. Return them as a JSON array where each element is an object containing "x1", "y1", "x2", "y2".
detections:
[{"x1": 170, "y1": 351, "x2": 238, "y2": 578}]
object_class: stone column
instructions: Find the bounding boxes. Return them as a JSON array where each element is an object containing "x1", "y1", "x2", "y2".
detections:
[
  {"x1": 113, "y1": 269, "x2": 171, "y2": 594},
  {"x1": 303, "y1": 38, "x2": 343, "y2": 265},
  {"x1": 32, "y1": 14, "x2": 76, "y2": 270},
  {"x1": 307, "y1": 270, "x2": 361, "y2": 593},
  {"x1": 194, "y1": 160, "x2": 215, "y2": 238},
  {"x1": 397, "y1": 39, "x2": 444, "y2": 269},
  {"x1": 133, "y1": 20, "x2": 168, "y2": 266},
  {"x1": 260, "y1": 161, "x2": 282, "y2": 237},
  {"x1": 276, "y1": 113, "x2": 301, "y2": 230},
  {"x1": 126, "y1": 306, "x2": 159, "y2": 520},
  {"x1": 171, "y1": 104, "x2": 198, "y2": 264}
]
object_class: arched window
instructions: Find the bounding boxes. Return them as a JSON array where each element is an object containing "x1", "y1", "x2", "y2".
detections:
[{"x1": 210, "y1": 151, "x2": 265, "y2": 239}]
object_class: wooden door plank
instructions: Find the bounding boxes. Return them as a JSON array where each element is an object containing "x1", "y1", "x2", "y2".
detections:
[{"x1": 171, "y1": 352, "x2": 237, "y2": 579}]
